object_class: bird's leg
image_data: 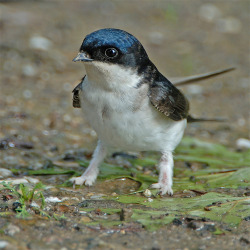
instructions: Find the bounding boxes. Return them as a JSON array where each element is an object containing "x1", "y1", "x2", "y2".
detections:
[
  {"x1": 151, "y1": 151, "x2": 174, "y2": 195},
  {"x1": 70, "y1": 140, "x2": 107, "y2": 186}
]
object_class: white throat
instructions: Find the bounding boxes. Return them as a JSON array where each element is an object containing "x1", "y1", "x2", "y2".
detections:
[{"x1": 83, "y1": 61, "x2": 142, "y2": 90}]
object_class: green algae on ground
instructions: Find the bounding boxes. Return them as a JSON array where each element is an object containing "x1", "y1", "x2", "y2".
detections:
[
  {"x1": 4, "y1": 137, "x2": 247, "y2": 231},
  {"x1": 84, "y1": 137, "x2": 249, "y2": 230},
  {"x1": 114, "y1": 192, "x2": 250, "y2": 230},
  {"x1": 176, "y1": 137, "x2": 250, "y2": 167}
]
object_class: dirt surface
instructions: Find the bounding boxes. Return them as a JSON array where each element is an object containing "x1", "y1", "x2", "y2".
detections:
[{"x1": 0, "y1": 1, "x2": 249, "y2": 250}]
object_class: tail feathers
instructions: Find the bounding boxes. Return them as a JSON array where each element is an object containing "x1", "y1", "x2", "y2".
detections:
[
  {"x1": 187, "y1": 115, "x2": 227, "y2": 123},
  {"x1": 173, "y1": 67, "x2": 235, "y2": 86}
]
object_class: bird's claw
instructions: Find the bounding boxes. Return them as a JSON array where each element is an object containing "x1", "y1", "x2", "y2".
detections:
[
  {"x1": 150, "y1": 182, "x2": 173, "y2": 196},
  {"x1": 69, "y1": 175, "x2": 96, "y2": 187}
]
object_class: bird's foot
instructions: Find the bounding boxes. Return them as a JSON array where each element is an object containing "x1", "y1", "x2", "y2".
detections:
[
  {"x1": 70, "y1": 173, "x2": 96, "y2": 187},
  {"x1": 150, "y1": 182, "x2": 173, "y2": 196}
]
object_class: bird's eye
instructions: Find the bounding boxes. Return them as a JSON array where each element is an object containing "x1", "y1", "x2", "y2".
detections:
[{"x1": 105, "y1": 48, "x2": 118, "y2": 58}]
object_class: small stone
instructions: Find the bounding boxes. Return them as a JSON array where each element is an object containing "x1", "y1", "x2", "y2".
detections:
[
  {"x1": 63, "y1": 114, "x2": 71, "y2": 123},
  {"x1": 55, "y1": 204, "x2": 71, "y2": 213},
  {"x1": 187, "y1": 221, "x2": 204, "y2": 230},
  {"x1": 0, "y1": 241, "x2": 9, "y2": 249},
  {"x1": 4, "y1": 224, "x2": 20, "y2": 236},
  {"x1": 78, "y1": 201, "x2": 89, "y2": 207},
  {"x1": 29, "y1": 36, "x2": 52, "y2": 50},
  {"x1": 30, "y1": 201, "x2": 40, "y2": 208},
  {"x1": 186, "y1": 85, "x2": 203, "y2": 95},
  {"x1": 80, "y1": 216, "x2": 92, "y2": 223},
  {"x1": 199, "y1": 4, "x2": 221, "y2": 22},
  {"x1": 45, "y1": 197, "x2": 62, "y2": 203},
  {"x1": 236, "y1": 138, "x2": 250, "y2": 149},
  {"x1": 22, "y1": 89, "x2": 32, "y2": 99},
  {"x1": 203, "y1": 223, "x2": 216, "y2": 232},
  {"x1": 24, "y1": 177, "x2": 40, "y2": 184},
  {"x1": 148, "y1": 31, "x2": 164, "y2": 45},
  {"x1": 22, "y1": 64, "x2": 36, "y2": 77},
  {"x1": 1, "y1": 178, "x2": 28, "y2": 185},
  {"x1": 90, "y1": 194, "x2": 104, "y2": 200},
  {"x1": 216, "y1": 17, "x2": 242, "y2": 33},
  {"x1": 1, "y1": 177, "x2": 39, "y2": 185},
  {"x1": 143, "y1": 189, "x2": 152, "y2": 198},
  {"x1": 204, "y1": 206, "x2": 212, "y2": 211},
  {"x1": 0, "y1": 168, "x2": 12, "y2": 178},
  {"x1": 172, "y1": 218, "x2": 182, "y2": 226}
]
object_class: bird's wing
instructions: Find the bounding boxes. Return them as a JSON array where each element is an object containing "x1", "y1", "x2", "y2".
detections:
[
  {"x1": 72, "y1": 76, "x2": 85, "y2": 108},
  {"x1": 170, "y1": 67, "x2": 235, "y2": 86},
  {"x1": 148, "y1": 78, "x2": 189, "y2": 121}
]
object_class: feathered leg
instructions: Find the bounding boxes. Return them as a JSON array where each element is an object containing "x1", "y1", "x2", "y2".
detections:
[
  {"x1": 70, "y1": 140, "x2": 107, "y2": 186},
  {"x1": 151, "y1": 151, "x2": 174, "y2": 195}
]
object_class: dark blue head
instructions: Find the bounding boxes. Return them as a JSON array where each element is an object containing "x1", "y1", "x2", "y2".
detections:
[{"x1": 73, "y1": 28, "x2": 152, "y2": 71}]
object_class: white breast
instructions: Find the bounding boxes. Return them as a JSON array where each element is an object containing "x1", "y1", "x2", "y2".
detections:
[{"x1": 80, "y1": 62, "x2": 186, "y2": 152}]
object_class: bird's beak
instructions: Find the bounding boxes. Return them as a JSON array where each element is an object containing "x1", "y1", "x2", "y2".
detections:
[{"x1": 72, "y1": 52, "x2": 93, "y2": 62}]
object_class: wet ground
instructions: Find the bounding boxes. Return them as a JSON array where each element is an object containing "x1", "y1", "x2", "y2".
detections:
[{"x1": 0, "y1": 1, "x2": 249, "y2": 250}]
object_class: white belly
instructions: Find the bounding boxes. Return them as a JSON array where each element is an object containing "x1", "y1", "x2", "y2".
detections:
[{"x1": 81, "y1": 77, "x2": 186, "y2": 152}]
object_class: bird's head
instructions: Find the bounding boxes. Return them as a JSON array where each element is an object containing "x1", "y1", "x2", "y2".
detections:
[{"x1": 73, "y1": 28, "x2": 152, "y2": 78}]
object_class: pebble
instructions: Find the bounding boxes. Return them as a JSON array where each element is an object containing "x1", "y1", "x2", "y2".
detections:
[
  {"x1": 237, "y1": 118, "x2": 246, "y2": 127},
  {"x1": 148, "y1": 31, "x2": 164, "y2": 45},
  {"x1": 29, "y1": 36, "x2": 52, "y2": 50},
  {"x1": 22, "y1": 64, "x2": 36, "y2": 77},
  {"x1": 187, "y1": 221, "x2": 204, "y2": 230},
  {"x1": 80, "y1": 216, "x2": 92, "y2": 223},
  {"x1": 1, "y1": 178, "x2": 28, "y2": 185},
  {"x1": 30, "y1": 201, "x2": 40, "y2": 208},
  {"x1": 236, "y1": 138, "x2": 250, "y2": 149},
  {"x1": 199, "y1": 4, "x2": 221, "y2": 22},
  {"x1": 90, "y1": 194, "x2": 105, "y2": 200},
  {"x1": 4, "y1": 224, "x2": 21, "y2": 236},
  {"x1": 0, "y1": 241, "x2": 9, "y2": 249},
  {"x1": 0, "y1": 168, "x2": 12, "y2": 178},
  {"x1": 25, "y1": 176, "x2": 40, "y2": 184},
  {"x1": 143, "y1": 189, "x2": 152, "y2": 198},
  {"x1": 22, "y1": 89, "x2": 33, "y2": 99},
  {"x1": 45, "y1": 197, "x2": 62, "y2": 203},
  {"x1": 216, "y1": 17, "x2": 242, "y2": 33},
  {"x1": 172, "y1": 218, "x2": 182, "y2": 226},
  {"x1": 0, "y1": 176, "x2": 39, "y2": 185},
  {"x1": 186, "y1": 85, "x2": 203, "y2": 95}
]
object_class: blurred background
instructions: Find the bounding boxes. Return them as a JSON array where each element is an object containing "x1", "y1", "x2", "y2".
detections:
[{"x1": 0, "y1": 0, "x2": 249, "y2": 166}]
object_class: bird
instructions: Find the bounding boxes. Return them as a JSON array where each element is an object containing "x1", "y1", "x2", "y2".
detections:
[{"x1": 70, "y1": 28, "x2": 234, "y2": 195}]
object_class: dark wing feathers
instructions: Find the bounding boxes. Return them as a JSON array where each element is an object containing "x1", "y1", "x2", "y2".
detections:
[
  {"x1": 72, "y1": 76, "x2": 85, "y2": 108},
  {"x1": 148, "y1": 78, "x2": 189, "y2": 121}
]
